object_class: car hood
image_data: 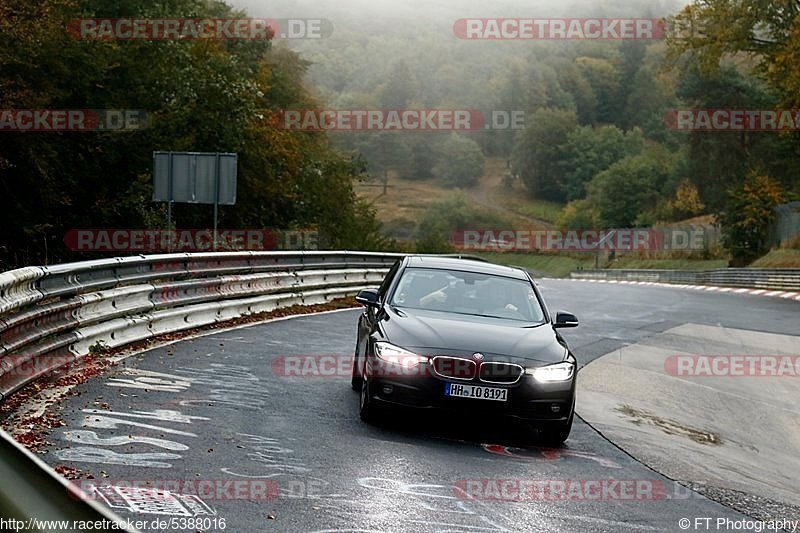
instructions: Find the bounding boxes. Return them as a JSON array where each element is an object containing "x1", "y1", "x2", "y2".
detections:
[{"x1": 379, "y1": 306, "x2": 567, "y2": 365}]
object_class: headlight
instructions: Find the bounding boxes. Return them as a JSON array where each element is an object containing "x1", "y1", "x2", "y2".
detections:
[
  {"x1": 374, "y1": 342, "x2": 427, "y2": 367},
  {"x1": 526, "y1": 360, "x2": 575, "y2": 382}
]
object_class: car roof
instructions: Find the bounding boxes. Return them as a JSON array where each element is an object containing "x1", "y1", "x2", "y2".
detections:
[{"x1": 404, "y1": 255, "x2": 529, "y2": 280}]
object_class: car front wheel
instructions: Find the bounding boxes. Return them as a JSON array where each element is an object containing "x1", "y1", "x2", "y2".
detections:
[
  {"x1": 351, "y1": 352, "x2": 361, "y2": 391},
  {"x1": 351, "y1": 334, "x2": 367, "y2": 391},
  {"x1": 538, "y1": 410, "x2": 573, "y2": 446},
  {"x1": 359, "y1": 361, "x2": 380, "y2": 423}
]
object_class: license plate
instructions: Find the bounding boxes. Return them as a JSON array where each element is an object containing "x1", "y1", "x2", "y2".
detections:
[{"x1": 444, "y1": 382, "x2": 507, "y2": 402}]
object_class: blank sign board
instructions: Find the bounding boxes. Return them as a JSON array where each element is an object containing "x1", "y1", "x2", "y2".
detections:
[{"x1": 153, "y1": 152, "x2": 237, "y2": 205}]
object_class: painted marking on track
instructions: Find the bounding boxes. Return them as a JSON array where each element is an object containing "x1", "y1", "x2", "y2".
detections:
[
  {"x1": 52, "y1": 447, "x2": 181, "y2": 468},
  {"x1": 90, "y1": 484, "x2": 216, "y2": 517},
  {"x1": 221, "y1": 432, "x2": 311, "y2": 478},
  {"x1": 481, "y1": 443, "x2": 622, "y2": 469},
  {"x1": 62, "y1": 430, "x2": 189, "y2": 450},
  {"x1": 54, "y1": 409, "x2": 208, "y2": 467},
  {"x1": 358, "y1": 477, "x2": 512, "y2": 532},
  {"x1": 549, "y1": 278, "x2": 800, "y2": 302},
  {"x1": 107, "y1": 369, "x2": 193, "y2": 392}
]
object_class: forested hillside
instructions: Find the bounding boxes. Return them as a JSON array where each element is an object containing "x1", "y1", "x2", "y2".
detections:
[
  {"x1": 246, "y1": 0, "x2": 800, "y2": 264},
  {"x1": 2, "y1": 0, "x2": 799, "y2": 267},
  {"x1": 0, "y1": 0, "x2": 386, "y2": 268}
]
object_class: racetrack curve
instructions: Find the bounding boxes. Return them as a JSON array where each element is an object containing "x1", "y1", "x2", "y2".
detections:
[{"x1": 38, "y1": 280, "x2": 800, "y2": 532}]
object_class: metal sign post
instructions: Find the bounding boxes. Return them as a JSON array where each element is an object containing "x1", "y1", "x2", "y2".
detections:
[
  {"x1": 153, "y1": 152, "x2": 238, "y2": 252},
  {"x1": 167, "y1": 154, "x2": 174, "y2": 253},
  {"x1": 214, "y1": 153, "x2": 221, "y2": 250}
]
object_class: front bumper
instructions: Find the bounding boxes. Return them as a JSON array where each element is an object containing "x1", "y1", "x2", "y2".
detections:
[{"x1": 365, "y1": 357, "x2": 575, "y2": 422}]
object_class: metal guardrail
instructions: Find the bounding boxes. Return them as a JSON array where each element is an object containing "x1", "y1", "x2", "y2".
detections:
[
  {"x1": 570, "y1": 268, "x2": 800, "y2": 291},
  {"x1": 0, "y1": 251, "x2": 401, "y2": 398},
  {"x1": 0, "y1": 428, "x2": 136, "y2": 532},
  {"x1": 0, "y1": 250, "x2": 403, "y2": 530}
]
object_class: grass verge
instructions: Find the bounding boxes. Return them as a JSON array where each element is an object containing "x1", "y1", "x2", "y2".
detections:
[{"x1": 749, "y1": 249, "x2": 800, "y2": 268}]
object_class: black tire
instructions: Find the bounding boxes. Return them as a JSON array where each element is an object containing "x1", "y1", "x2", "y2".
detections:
[
  {"x1": 359, "y1": 367, "x2": 379, "y2": 424},
  {"x1": 539, "y1": 410, "x2": 573, "y2": 447},
  {"x1": 351, "y1": 353, "x2": 362, "y2": 391},
  {"x1": 351, "y1": 336, "x2": 364, "y2": 391}
]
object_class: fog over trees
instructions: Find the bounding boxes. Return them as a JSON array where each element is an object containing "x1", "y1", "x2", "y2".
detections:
[{"x1": 1, "y1": 0, "x2": 796, "y2": 267}]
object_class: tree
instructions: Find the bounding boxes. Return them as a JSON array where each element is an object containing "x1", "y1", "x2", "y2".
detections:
[
  {"x1": 586, "y1": 148, "x2": 672, "y2": 228},
  {"x1": 479, "y1": 58, "x2": 549, "y2": 156},
  {"x1": 618, "y1": 41, "x2": 648, "y2": 113},
  {"x1": 511, "y1": 108, "x2": 578, "y2": 202},
  {"x1": 358, "y1": 133, "x2": 413, "y2": 179},
  {"x1": 554, "y1": 61, "x2": 597, "y2": 125},
  {"x1": 558, "y1": 125, "x2": 645, "y2": 200},
  {"x1": 0, "y1": 0, "x2": 385, "y2": 267},
  {"x1": 666, "y1": 0, "x2": 800, "y2": 107},
  {"x1": 668, "y1": 180, "x2": 706, "y2": 220},
  {"x1": 548, "y1": 58, "x2": 597, "y2": 125},
  {"x1": 623, "y1": 65, "x2": 681, "y2": 145},
  {"x1": 379, "y1": 60, "x2": 417, "y2": 108},
  {"x1": 432, "y1": 134, "x2": 485, "y2": 187},
  {"x1": 405, "y1": 135, "x2": 438, "y2": 180},
  {"x1": 555, "y1": 199, "x2": 599, "y2": 230},
  {"x1": 416, "y1": 192, "x2": 509, "y2": 253},
  {"x1": 719, "y1": 174, "x2": 785, "y2": 265},
  {"x1": 575, "y1": 56, "x2": 622, "y2": 124},
  {"x1": 674, "y1": 65, "x2": 789, "y2": 210}
]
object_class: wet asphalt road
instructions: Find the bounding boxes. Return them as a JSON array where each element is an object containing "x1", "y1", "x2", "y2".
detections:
[{"x1": 41, "y1": 280, "x2": 800, "y2": 532}]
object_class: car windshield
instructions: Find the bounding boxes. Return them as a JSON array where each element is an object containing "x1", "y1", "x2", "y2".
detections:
[{"x1": 390, "y1": 267, "x2": 545, "y2": 323}]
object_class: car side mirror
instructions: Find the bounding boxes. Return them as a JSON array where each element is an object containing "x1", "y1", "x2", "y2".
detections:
[
  {"x1": 553, "y1": 311, "x2": 579, "y2": 328},
  {"x1": 355, "y1": 288, "x2": 381, "y2": 308}
]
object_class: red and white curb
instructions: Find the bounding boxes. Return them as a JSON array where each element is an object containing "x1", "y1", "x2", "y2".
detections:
[{"x1": 546, "y1": 278, "x2": 800, "y2": 301}]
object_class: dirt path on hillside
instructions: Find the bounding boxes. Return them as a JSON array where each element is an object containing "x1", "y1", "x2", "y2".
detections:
[{"x1": 468, "y1": 170, "x2": 554, "y2": 229}]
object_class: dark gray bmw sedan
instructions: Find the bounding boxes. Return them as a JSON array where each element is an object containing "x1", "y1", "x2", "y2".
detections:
[{"x1": 351, "y1": 255, "x2": 579, "y2": 445}]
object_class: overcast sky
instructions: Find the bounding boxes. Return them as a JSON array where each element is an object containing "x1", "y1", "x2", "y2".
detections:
[{"x1": 230, "y1": 0, "x2": 686, "y2": 22}]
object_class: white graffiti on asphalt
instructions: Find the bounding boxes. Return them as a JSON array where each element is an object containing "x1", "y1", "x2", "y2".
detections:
[
  {"x1": 357, "y1": 477, "x2": 512, "y2": 532},
  {"x1": 62, "y1": 430, "x2": 189, "y2": 450},
  {"x1": 106, "y1": 364, "x2": 267, "y2": 410},
  {"x1": 80, "y1": 409, "x2": 208, "y2": 437},
  {"x1": 54, "y1": 409, "x2": 208, "y2": 468},
  {"x1": 106, "y1": 369, "x2": 192, "y2": 392},
  {"x1": 221, "y1": 433, "x2": 311, "y2": 478}
]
